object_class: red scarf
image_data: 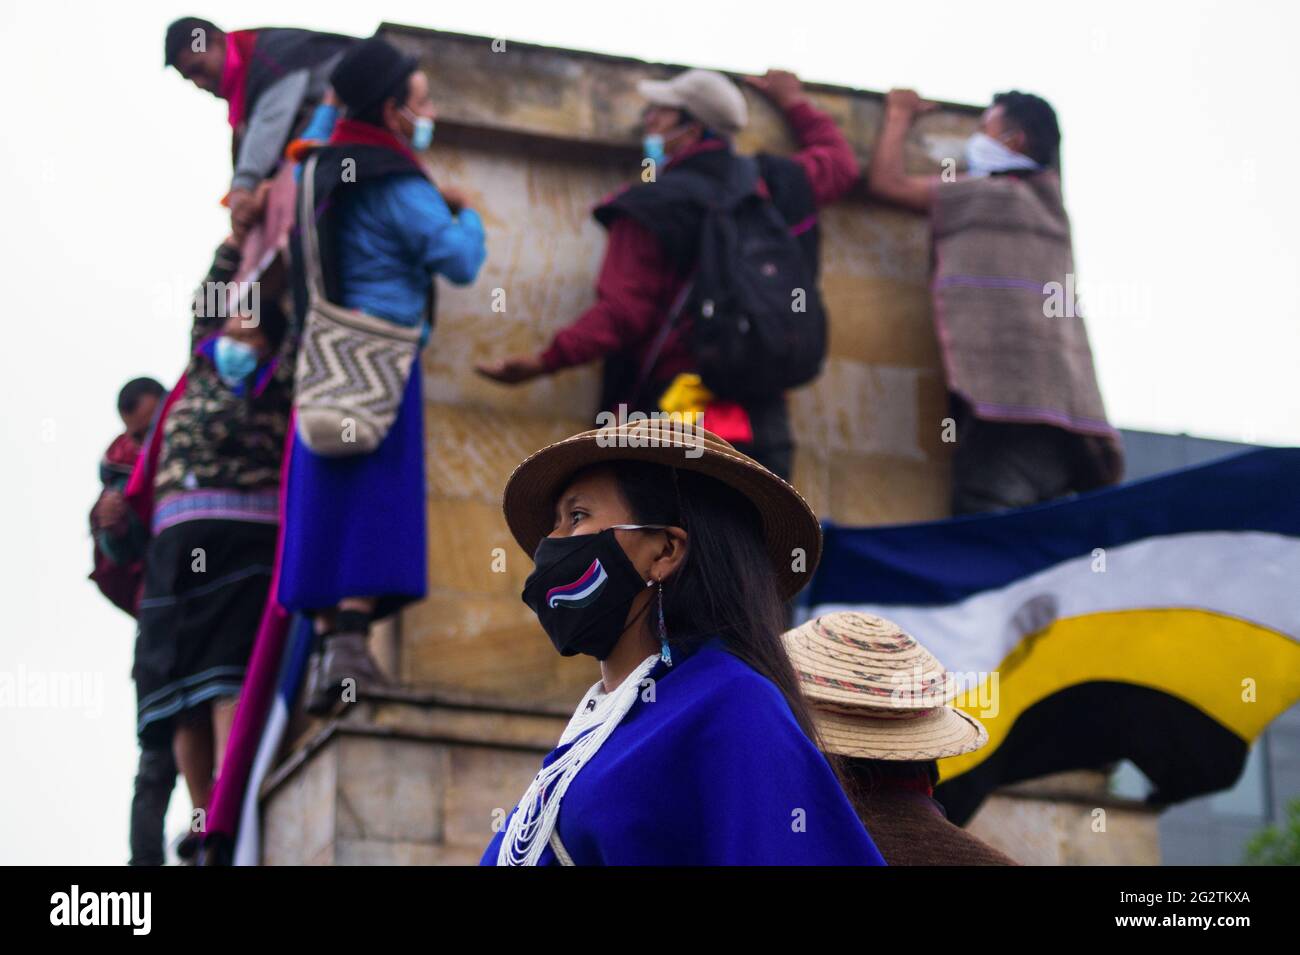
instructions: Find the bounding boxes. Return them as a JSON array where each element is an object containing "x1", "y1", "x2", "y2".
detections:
[
  {"x1": 218, "y1": 29, "x2": 259, "y2": 129},
  {"x1": 327, "y1": 118, "x2": 422, "y2": 169}
]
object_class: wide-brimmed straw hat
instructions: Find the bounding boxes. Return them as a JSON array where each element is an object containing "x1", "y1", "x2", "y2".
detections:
[
  {"x1": 784, "y1": 611, "x2": 988, "y2": 760},
  {"x1": 502, "y1": 417, "x2": 821, "y2": 600}
]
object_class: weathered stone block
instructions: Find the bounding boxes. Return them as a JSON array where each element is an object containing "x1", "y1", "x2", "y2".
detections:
[
  {"x1": 966, "y1": 773, "x2": 1162, "y2": 865},
  {"x1": 260, "y1": 703, "x2": 564, "y2": 866}
]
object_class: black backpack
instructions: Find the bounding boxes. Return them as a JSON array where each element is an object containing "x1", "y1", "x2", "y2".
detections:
[{"x1": 638, "y1": 155, "x2": 828, "y2": 403}]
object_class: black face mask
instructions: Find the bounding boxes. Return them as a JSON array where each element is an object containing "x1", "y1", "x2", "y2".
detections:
[{"x1": 521, "y1": 527, "x2": 663, "y2": 660}]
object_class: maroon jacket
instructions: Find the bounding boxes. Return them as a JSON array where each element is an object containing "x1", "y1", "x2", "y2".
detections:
[
  {"x1": 89, "y1": 432, "x2": 146, "y2": 617},
  {"x1": 539, "y1": 99, "x2": 859, "y2": 386}
]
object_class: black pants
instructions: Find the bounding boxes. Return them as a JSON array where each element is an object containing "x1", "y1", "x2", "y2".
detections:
[
  {"x1": 950, "y1": 404, "x2": 1085, "y2": 516},
  {"x1": 129, "y1": 742, "x2": 177, "y2": 866},
  {"x1": 733, "y1": 394, "x2": 794, "y2": 481}
]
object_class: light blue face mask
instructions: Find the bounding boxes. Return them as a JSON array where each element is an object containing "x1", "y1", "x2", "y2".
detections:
[
  {"x1": 403, "y1": 108, "x2": 435, "y2": 151},
  {"x1": 214, "y1": 336, "x2": 259, "y2": 387},
  {"x1": 642, "y1": 120, "x2": 695, "y2": 169},
  {"x1": 642, "y1": 133, "x2": 666, "y2": 167}
]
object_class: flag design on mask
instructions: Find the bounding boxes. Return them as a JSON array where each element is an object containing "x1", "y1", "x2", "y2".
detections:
[{"x1": 547, "y1": 558, "x2": 609, "y2": 609}]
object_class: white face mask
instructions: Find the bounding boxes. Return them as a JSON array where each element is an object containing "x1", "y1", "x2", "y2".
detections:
[{"x1": 962, "y1": 131, "x2": 1042, "y2": 178}]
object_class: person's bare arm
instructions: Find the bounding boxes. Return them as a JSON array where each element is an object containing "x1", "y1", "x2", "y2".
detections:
[{"x1": 867, "y1": 89, "x2": 940, "y2": 213}]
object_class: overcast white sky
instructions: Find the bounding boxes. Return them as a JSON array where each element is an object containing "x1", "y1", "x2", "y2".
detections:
[{"x1": 2, "y1": 0, "x2": 1297, "y2": 864}]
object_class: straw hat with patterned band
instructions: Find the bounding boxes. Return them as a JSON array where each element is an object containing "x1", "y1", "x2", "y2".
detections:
[
  {"x1": 783, "y1": 611, "x2": 989, "y2": 760},
  {"x1": 502, "y1": 418, "x2": 821, "y2": 600}
]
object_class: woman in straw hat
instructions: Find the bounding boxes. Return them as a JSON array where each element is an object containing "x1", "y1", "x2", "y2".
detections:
[
  {"x1": 481, "y1": 419, "x2": 885, "y2": 865},
  {"x1": 785, "y1": 611, "x2": 1017, "y2": 865}
]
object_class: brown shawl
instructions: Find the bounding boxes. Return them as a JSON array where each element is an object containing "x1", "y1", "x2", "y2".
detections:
[
  {"x1": 932, "y1": 171, "x2": 1123, "y2": 487},
  {"x1": 858, "y1": 788, "x2": 1019, "y2": 866}
]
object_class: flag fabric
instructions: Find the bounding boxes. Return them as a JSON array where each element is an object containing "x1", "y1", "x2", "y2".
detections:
[
  {"x1": 202, "y1": 414, "x2": 299, "y2": 862},
  {"x1": 233, "y1": 614, "x2": 314, "y2": 865},
  {"x1": 802, "y1": 448, "x2": 1300, "y2": 825}
]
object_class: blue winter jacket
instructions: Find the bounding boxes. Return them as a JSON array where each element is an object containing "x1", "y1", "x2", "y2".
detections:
[{"x1": 335, "y1": 174, "x2": 486, "y2": 332}]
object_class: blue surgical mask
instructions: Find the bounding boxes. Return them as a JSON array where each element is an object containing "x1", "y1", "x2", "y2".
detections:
[
  {"x1": 403, "y1": 108, "x2": 435, "y2": 151},
  {"x1": 214, "y1": 336, "x2": 259, "y2": 387},
  {"x1": 642, "y1": 133, "x2": 666, "y2": 167},
  {"x1": 642, "y1": 121, "x2": 695, "y2": 168}
]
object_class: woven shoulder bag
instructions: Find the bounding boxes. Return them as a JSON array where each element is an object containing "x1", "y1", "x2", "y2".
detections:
[{"x1": 293, "y1": 154, "x2": 423, "y2": 456}]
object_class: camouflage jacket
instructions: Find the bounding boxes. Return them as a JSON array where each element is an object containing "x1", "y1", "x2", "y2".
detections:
[{"x1": 154, "y1": 242, "x2": 298, "y2": 499}]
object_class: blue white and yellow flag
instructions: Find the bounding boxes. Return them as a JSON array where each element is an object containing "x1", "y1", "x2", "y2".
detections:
[{"x1": 803, "y1": 448, "x2": 1300, "y2": 824}]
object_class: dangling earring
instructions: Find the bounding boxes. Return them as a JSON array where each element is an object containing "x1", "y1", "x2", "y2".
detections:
[{"x1": 656, "y1": 579, "x2": 672, "y2": 666}]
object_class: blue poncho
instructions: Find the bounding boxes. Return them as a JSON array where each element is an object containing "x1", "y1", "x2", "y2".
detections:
[{"x1": 481, "y1": 637, "x2": 887, "y2": 865}]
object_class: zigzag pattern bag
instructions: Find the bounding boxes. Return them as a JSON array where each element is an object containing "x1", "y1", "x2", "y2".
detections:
[{"x1": 293, "y1": 154, "x2": 423, "y2": 456}]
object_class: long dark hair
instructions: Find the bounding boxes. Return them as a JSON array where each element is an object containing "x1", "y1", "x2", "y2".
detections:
[
  {"x1": 843, "y1": 758, "x2": 939, "y2": 800},
  {"x1": 604, "y1": 460, "x2": 826, "y2": 750}
]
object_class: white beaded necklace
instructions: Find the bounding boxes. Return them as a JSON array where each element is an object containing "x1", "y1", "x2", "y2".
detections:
[{"x1": 497, "y1": 653, "x2": 660, "y2": 866}]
